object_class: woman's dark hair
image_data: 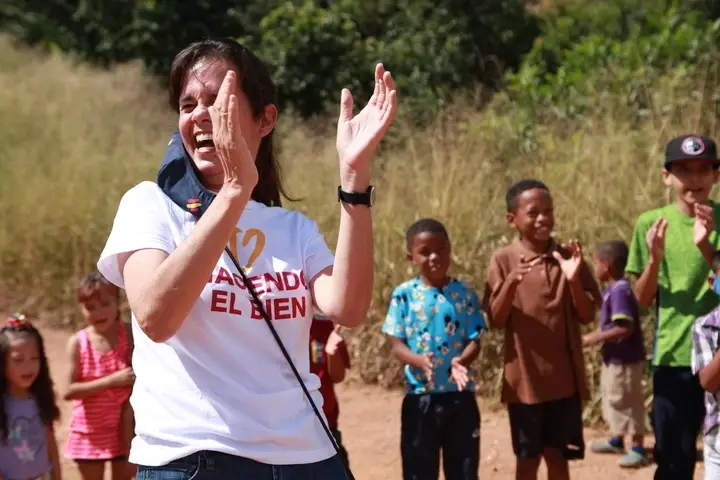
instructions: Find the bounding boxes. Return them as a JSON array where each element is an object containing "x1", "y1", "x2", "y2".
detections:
[
  {"x1": 168, "y1": 37, "x2": 292, "y2": 207},
  {"x1": 0, "y1": 315, "x2": 60, "y2": 443}
]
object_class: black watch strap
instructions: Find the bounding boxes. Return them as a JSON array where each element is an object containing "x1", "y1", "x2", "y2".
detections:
[{"x1": 337, "y1": 186, "x2": 375, "y2": 206}]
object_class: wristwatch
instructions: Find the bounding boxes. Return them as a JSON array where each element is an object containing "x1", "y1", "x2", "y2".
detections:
[{"x1": 337, "y1": 186, "x2": 375, "y2": 207}]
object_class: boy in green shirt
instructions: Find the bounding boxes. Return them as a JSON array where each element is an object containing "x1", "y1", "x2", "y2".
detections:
[{"x1": 626, "y1": 134, "x2": 720, "y2": 480}]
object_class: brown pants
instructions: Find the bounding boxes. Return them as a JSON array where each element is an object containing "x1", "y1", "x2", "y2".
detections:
[{"x1": 601, "y1": 361, "x2": 646, "y2": 436}]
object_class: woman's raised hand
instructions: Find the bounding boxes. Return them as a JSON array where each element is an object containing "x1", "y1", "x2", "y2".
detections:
[
  {"x1": 210, "y1": 70, "x2": 259, "y2": 196},
  {"x1": 336, "y1": 63, "x2": 398, "y2": 185}
]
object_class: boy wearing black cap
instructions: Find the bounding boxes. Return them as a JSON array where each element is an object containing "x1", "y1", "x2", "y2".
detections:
[{"x1": 626, "y1": 134, "x2": 720, "y2": 479}]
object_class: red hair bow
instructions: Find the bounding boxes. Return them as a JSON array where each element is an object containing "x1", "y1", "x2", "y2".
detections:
[{"x1": 6, "y1": 313, "x2": 28, "y2": 328}]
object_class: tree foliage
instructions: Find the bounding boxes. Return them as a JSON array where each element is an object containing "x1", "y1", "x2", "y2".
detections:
[
  {"x1": 0, "y1": 0, "x2": 538, "y2": 117},
  {"x1": 1, "y1": 0, "x2": 718, "y2": 119}
]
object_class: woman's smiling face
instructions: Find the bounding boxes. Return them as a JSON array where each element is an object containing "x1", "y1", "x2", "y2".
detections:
[{"x1": 176, "y1": 57, "x2": 267, "y2": 191}]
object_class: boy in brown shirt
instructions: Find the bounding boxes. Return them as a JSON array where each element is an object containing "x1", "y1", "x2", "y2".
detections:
[{"x1": 483, "y1": 179, "x2": 602, "y2": 480}]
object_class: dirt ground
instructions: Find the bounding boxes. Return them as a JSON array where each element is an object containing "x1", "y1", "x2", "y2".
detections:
[{"x1": 40, "y1": 325, "x2": 705, "y2": 480}]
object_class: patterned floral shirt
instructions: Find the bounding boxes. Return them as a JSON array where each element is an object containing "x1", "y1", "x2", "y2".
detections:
[
  {"x1": 691, "y1": 307, "x2": 720, "y2": 454},
  {"x1": 382, "y1": 277, "x2": 487, "y2": 394}
]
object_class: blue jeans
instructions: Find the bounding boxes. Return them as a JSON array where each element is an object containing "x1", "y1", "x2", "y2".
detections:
[{"x1": 136, "y1": 451, "x2": 350, "y2": 479}]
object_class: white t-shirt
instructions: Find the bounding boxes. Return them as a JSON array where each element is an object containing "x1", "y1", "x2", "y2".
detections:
[{"x1": 96, "y1": 181, "x2": 336, "y2": 466}]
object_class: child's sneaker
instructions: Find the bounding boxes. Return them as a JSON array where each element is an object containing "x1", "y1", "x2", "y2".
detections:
[
  {"x1": 618, "y1": 446, "x2": 650, "y2": 468},
  {"x1": 590, "y1": 436, "x2": 625, "y2": 454}
]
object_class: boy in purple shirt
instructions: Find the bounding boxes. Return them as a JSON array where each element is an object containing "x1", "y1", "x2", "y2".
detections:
[{"x1": 583, "y1": 240, "x2": 649, "y2": 468}]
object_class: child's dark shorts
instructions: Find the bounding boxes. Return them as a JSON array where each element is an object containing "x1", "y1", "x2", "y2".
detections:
[{"x1": 507, "y1": 395, "x2": 585, "y2": 461}]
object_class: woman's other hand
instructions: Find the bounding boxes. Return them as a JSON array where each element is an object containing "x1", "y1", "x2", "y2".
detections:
[{"x1": 336, "y1": 63, "x2": 398, "y2": 189}]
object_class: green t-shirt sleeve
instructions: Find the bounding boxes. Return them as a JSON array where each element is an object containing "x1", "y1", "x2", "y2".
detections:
[{"x1": 626, "y1": 213, "x2": 653, "y2": 276}]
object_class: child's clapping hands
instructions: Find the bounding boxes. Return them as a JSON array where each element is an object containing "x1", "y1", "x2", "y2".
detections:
[{"x1": 451, "y1": 357, "x2": 470, "y2": 391}]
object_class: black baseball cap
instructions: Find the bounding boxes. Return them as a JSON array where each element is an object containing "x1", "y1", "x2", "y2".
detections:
[{"x1": 664, "y1": 134, "x2": 719, "y2": 167}]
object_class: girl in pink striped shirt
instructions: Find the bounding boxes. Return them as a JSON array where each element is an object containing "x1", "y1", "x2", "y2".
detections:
[{"x1": 63, "y1": 273, "x2": 134, "y2": 480}]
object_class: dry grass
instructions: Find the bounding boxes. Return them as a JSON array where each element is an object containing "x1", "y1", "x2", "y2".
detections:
[{"x1": 1, "y1": 34, "x2": 718, "y2": 424}]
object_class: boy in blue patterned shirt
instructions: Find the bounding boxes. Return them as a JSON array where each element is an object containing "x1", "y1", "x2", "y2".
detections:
[{"x1": 382, "y1": 218, "x2": 487, "y2": 480}]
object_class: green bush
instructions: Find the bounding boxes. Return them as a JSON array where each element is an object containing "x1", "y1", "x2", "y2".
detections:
[
  {"x1": 507, "y1": 0, "x2": 720, "y2": 119},
  {"x1": 337, "y1": 0, "x2": 540, "y2": 119},
  {"x1": 247, "y1": 1, "x2": 364, "y2": 118},
  {"x1": 0, "y1": 0, "x2": 139, "y2": 65},
  {"x1": 1, "y1": 0, "x2": 538, "y2": 119}
]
